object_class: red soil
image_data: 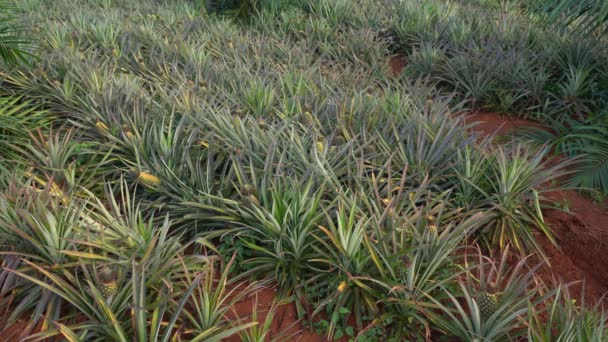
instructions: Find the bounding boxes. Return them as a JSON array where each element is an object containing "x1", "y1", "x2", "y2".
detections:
[
  {"x1": 389, "y1": 54, "x2": 405, "y2": 75},
  {"x1": 541, "y1": 190, "x2": 608, "y2": 305},
  {"x1": 1, "y1": 287, "x2": 332, "y2": 342},
  {"x1": 467, "y1": 111, "x2": 608, "y2": 306},
  {"x1": 0, "y1": 320, "x2": 29, "y2": 342},
  {"x1": 464, "y1": 112, "x2": 544, "y2": 137},
  {"x1": 225, "y1": 286, "x2": 330, "y2": 342}
]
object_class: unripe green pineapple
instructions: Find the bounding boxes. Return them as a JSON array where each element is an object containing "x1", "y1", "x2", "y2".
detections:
[
  {"x1": 477, "y1": 292, "x2": 498, "y2": 319},
  {"x1": 98, "y1": 266, "x2": 117, "y2": 299}
]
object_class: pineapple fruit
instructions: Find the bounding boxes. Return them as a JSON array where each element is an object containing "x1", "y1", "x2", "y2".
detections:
[
  {"x1": 95, "y1": 121, "x2": 110, "y2": 134},
  {"x1": 424, "y1": 99, "x2": 433, "y2": 112},
  {"x1": 303, "y1": 111, "x2": 316, "y2": 126},
  {"x1": 332, "y1": 134, "x2": 346, "y2": 146},
  {"x1": 477, "y1": 291, "x2": 498, "y2": 320},
  {"x1": 362, "y1": 143, "x2": 375, "y2": 155},
  {"x1": 337, "y1": 281, "x2": 347, "y2": 293},
  {"x1": 315, "y1": 137, "x2": 325, "y2": 153},
  {"x1": 137, "y1": 171, "x2": 161, "y2": 187},
  {"x1": 241, "y1": 194, "x2": 259, "y2": 210},
  {"x1": 98, "y1": 266, "x2": 118, "y2": 300}
]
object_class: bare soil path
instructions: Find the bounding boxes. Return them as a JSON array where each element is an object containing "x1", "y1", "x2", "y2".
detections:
[{"x1": 466, "y1": 111, "x2": 608, "y2": 305}]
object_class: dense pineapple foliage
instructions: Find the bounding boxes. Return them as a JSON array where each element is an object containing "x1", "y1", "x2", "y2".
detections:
[{"x1": 0, "y1": 0, "x2": 606, "y2": 340}]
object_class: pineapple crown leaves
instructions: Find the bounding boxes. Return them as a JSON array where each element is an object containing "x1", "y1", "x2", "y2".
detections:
[{"x1": 97, "y1": 265, "x2": 117, "y2": 283}]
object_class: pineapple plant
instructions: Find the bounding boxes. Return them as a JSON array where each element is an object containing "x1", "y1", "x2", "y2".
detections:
[{"x1": 429, "y1": 247, "x2": 541, "y2": 340}]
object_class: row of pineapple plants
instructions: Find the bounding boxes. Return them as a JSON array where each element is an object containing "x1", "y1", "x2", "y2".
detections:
[{"x1": 0, "y1": 0, "x2": 606, "y2": 340}]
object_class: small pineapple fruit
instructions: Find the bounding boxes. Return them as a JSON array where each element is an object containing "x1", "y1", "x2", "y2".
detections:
[
  {"x1": 362, "y1": 144, "x2": 375, "y2": 155},
  {"x1": 98, "y1": 266, "x2": 118, "y2": 300},
  {"x1": 477, "y1": 292, "x2": 499, "y2": 320},
  {"x1": 425, "y1": 99, "x2": 433, "y2": 112},
  {"x1": 337, "y1": 281, "x2": 347, "y2": 293},
  {"x1": 241, "y1": 194, "x2": 259, "y2": 210},
  {"x1": 242, "y1": 184, "x2": 254, "y2": 197},
  {"x1": 95, "y1": 121, "x2": 110, "y2": 134},
  {"x1": 315, "y1": 138, "x2": 325, "y2": 153},
  {"x1": 138, "y1": 171, "x2": 161, "y2": 188},
  {"x1": 425, "y1": 215, "x2": 436, "y2": 232},
  {"x1": 124, "y1": 131, "x2": 135, "y2": 139},
  {"x1": 333, "y1": 134, "x2": 346, "y2": 146},
  {"x1": 303, "y1": 111, "x2": 316, "y2": 126},
  {"x1": 408, "y1": 192, "x2": 416, "y2": 201}
]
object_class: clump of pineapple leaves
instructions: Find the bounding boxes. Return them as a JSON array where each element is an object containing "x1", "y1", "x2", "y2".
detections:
[{"x1": 0, "y1": 0, "x2": 606, "y2": 340}]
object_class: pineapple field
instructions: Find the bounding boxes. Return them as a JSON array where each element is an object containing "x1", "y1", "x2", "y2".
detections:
[{"x1": 1, "y1": 0, "x2": 608, "y2": 340}]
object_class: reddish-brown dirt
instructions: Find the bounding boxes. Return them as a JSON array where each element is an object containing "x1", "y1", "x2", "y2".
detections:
[
  {"x1": 0, "y1": 319, "x2": 29, "y2": 342},
  {"x1": 389, "y1": 54, "x2": 405, "y2": 75},
  {"x1": 541, "y1": 190, "x2": 608, "y2": 305},
  {"x1": 225, "y1": 286, "x2": 331, "y2": 342},
  {"x1": 467, "y1": 111, "x2": 608, "y2": 306},
  {"x1": 464, "y1": 112, "x2": 544, "y2": 137},
  {"x1": 1, "y1": 288, "x2": 333, "y2": 342}
]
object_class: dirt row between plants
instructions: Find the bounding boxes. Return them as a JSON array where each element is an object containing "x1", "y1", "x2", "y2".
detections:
[
  {"x1": 391, "y1": 55, "x2": 608, "y2": 305},
  {"x1": 465, "y1": 112, "x2": 608, "y2": 306}
]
